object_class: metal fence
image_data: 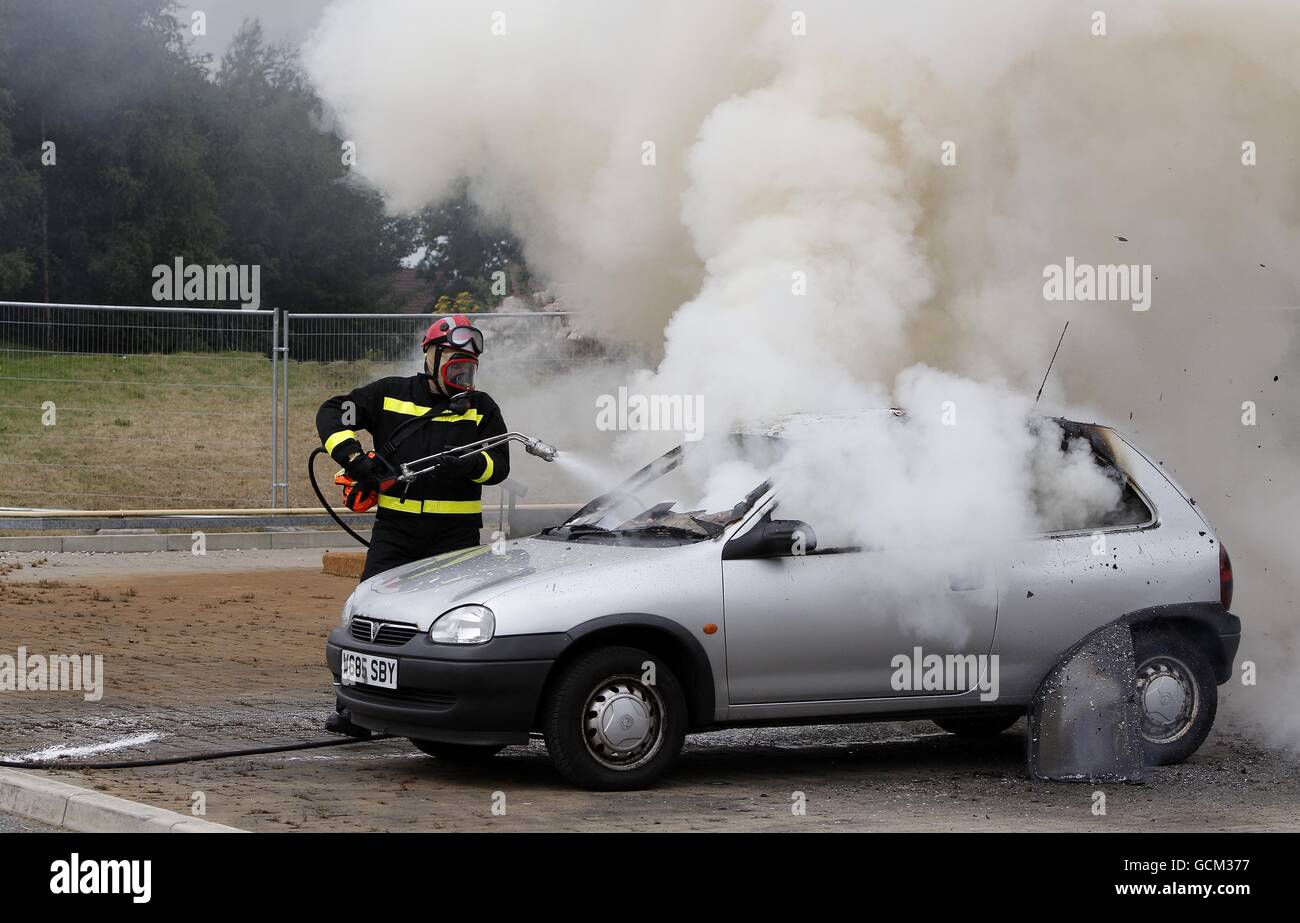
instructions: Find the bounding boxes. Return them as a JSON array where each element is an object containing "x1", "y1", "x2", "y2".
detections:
[
  {"x1": 1, "y1": 302, "x2": 621, "y2": 515},
  {"x1": 0, "y1": 301, "x2": 278, "y2": 511}
]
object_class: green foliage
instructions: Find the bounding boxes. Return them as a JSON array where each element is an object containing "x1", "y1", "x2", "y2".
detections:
[
  {"x1": 208, "y1": 19, "x2": 413, "y2": 312},
  {"x1": 0, "y1": 88, "x2": 40, "y2": 292},
  {"x1": 433, "y1": 291, "x2": 483, "y2": 314},
  {"x1": 415, "y1": 183, "x2": 530, "y2": 306},
  {"x1": 0, "y1": 1, "x2": 417, "y2": 310}
]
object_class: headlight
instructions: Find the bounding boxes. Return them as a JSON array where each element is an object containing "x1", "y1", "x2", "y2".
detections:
[
  {"x1": 429, "y1": 605, "x2": 495, "y2": 644},
  {"x1": 341, "y1": 594, "x2": 356, "y2": 628}
]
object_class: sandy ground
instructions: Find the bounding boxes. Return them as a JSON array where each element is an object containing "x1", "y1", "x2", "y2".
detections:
[
  {"x1": 0, "y1": 549, "x2": 349, "y2": 703},
  {"x1": 1, "y1": 549, "x2": 1297, "y2": 832}
]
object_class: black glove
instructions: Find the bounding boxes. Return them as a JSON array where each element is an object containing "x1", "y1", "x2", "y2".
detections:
[
  {"x1": 439, "y1": 451, "x2": 484, "y2": 480},
  {"x1": 345, "y1": 451, "x2": 394, "y2": 493}
]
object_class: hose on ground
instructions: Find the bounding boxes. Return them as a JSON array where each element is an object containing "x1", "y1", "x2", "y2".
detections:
[
  {"x1": 0, "y1": 453, "x2": 399, "y2": 772},
  {"x1": 2, "y1": 453, "x2": 386, "y2": 771},
  {"x1": 0, "y1": 734, "x2": 393, "y2": 770}
]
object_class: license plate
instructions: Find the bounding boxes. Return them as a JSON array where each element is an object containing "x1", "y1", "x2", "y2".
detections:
[{"x1": 340, "y1": 650, "x2": 398, "y2": 689}]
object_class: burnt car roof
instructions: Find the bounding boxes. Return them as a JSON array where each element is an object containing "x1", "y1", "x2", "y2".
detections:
[{"x1": 733, "y1": 409, "x2": 1113, "y2": 439}]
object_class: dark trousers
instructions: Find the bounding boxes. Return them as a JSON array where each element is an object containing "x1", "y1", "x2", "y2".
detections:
[{"x1": 360, "y1": 514, "x2": 480, "y2": 582}]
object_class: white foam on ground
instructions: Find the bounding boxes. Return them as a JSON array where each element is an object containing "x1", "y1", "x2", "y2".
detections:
[{"x1": 5, "y1": 731, "x2": 163, "y2": 762}]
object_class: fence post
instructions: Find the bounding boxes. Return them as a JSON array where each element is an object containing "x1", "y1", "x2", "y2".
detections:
[
  {"x1": 281, "y1": 311, "x2": 291, "y2": 508},
  {"x1": 271, "y1": 308, "x2": 280, "y2": 508}
]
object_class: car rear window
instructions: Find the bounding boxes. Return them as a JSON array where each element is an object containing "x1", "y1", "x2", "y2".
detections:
[{"x1": 1040, "y1": 421, "x2": 1153, "y2": 532}]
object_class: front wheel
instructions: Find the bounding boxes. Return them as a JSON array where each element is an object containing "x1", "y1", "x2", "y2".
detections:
[
  {"x1": 542, "y1": 646, "x2": 687, "y2": 790},
  {"x1": 1132, "y1": 627, "x2": 1217, "y2": 765},
  {"x1": 409, "y1": 739, "x2": 504, "y2": 761}
]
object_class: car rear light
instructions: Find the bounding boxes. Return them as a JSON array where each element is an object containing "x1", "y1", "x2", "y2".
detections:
[{"x1": 1219, "y1": 543, "x2": 1233, "y2": 610}]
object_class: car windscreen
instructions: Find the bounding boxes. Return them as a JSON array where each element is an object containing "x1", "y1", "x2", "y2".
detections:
[{"x1": 540, "y1": 437, "x2": 777, "y2": 544}]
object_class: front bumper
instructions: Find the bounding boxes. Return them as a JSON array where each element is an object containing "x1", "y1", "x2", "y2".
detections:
[{"x1": 326, "y1": 628, "x2": 567, "y2": 746}]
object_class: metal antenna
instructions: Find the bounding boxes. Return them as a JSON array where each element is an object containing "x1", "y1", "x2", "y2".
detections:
[{"x1": 1035, "y1": 321, "x2": 1070, "y2": 405}]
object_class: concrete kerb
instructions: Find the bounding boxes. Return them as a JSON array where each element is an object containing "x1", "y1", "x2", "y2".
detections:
[{"x1": 0, "y1": 767, "x2": 245, "y2": 832}]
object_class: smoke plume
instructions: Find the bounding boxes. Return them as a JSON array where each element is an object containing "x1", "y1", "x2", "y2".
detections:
[{"x1": 306, "y1": 1, "x2": 1300, "y2": 746}]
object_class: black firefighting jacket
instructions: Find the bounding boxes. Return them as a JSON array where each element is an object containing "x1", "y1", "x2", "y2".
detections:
[{"x1": 315, "y1": 375, "x2": 510, "y2": 529}]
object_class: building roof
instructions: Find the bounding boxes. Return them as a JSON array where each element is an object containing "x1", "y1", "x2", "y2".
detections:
[{"x1": 386, "y1": 267, "x2": 437, "y2": 315}]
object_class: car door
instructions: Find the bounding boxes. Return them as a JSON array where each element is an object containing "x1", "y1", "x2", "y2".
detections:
[
  {"x1": 991, "y1": 461, "x2": 1168, "y2": 702},
  {"x1": 721, "y1": 498, "x2": 999, "y2": 706}
]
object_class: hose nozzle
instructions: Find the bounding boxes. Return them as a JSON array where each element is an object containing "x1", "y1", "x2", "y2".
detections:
[{"x1": 525, "y1": 439, "x2": 558, "y2": 462}]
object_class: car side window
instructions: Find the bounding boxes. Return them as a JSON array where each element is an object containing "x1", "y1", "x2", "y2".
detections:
[
  {"x1": 1035, "y1": 429, "x2": 1154, "y2": 534},
  {"x1": 1097, "y1": 478, "x2": 1153, "y2": 529}
]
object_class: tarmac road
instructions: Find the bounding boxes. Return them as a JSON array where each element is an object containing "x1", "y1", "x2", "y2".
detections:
[
  {"x1": 0, "y1": 814, "x2": 59, "y2": 833},
  {"x1": 1, "y1": 549, "x2": 1297, "y2": 832},
  {"x1": 27, "y1": 719, "x2": 1300, "y2": 833}
]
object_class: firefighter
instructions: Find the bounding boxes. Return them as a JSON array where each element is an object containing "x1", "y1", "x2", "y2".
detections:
[
  {"x1": 316, "y1": 314, "x2": 509, "y2": 737},
  {"x1": 316, "y1": 313, "x2": 511, "y2": 582}
]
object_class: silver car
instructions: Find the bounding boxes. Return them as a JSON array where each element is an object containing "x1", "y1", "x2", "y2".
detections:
[{"x1": 325, "y1": 413, "x2": 1240, "y2": 790}]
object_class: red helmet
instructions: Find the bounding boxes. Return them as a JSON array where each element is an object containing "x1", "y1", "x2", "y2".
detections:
[{"x1": 422, "y1": 314, "x2": 484, "y2": 355}]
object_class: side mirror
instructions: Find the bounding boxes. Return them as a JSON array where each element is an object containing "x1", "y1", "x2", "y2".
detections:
[{"x1": 722, "y1": 518, "x2": 817, "y2": 560}]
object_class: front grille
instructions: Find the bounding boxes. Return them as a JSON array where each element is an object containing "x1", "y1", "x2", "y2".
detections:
[
  {"x1": 350, "y1": 616, "x2": 421, "y2": 646},
  {"x1": 345, "y1": 685, "x2": 456, "y2": 708}
]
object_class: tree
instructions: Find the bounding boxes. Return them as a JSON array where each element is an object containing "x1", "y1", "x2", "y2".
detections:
[
  {"x1": 0, "y1": 3, "x2": 414, "y2": 311},
  {"x1": 415, "y1": 183, "x2": 530, "y2": 306},
  {"x1": 0, "y1": 0, "x2": 219, "y2": 303},
  {"x1": 208, "y1": 20, "x2": 413, "y2": 313},
  {"x1": 0, "y1": 88, "x2": 39, "y2": 293}
]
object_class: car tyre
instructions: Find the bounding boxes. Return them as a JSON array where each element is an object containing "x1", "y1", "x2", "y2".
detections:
[
  {"x1": 932, "y1": 715, "x2": 1021, "y2": 738},
  {"x1": 409, "y1": 739, "x2": 504, "y2": 761},
  {"x1": 1132, "y1": 626, "x2": 1217, "y2": 765},
  {"x1": 542, "y1": 646, "x2": 687, "y2": 791}
]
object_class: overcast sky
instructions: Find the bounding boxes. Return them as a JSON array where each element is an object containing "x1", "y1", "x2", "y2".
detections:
[{"x1": 177, "y1": 0, "x2": 334, "y2": 60}]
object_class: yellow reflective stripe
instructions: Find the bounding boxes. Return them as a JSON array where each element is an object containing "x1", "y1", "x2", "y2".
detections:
[
  {"x1": 381, "y1": 396, "x2": 483, "y2": 424},
  {"x1": 472, "y1": 451, "x2": 494, "y2": 484},
  {"x1": 421, "y1": 499, "x2": 482, "y2": 514},
  {"x1": 376, "y1": 496, "x2": 483, "y2": 515},
  {"x1": 433, "y1": 408, "x2": 484, "y2": 424},
  {"x1": 324, "y1": 429, "x2": 358, "y2": 454},
  {"x1": 383, "y1": 397, "x2": 431, "y2": 416}
]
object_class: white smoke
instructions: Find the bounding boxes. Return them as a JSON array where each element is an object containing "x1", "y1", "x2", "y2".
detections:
[{"x1": 306, "y1": 0, "x2": 1300, "y2": 747}]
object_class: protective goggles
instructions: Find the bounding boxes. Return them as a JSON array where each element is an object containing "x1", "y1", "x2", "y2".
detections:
[{"x1": 445, "y1": 324, "x2": 484, "y2": 355}]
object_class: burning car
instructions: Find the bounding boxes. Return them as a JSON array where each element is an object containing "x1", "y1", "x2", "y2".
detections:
[{"x1": 325, "y1": 412, "x2": 1240, "y2": 790}]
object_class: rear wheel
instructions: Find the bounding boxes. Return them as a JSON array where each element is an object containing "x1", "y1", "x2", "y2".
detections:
[
  {"x1": 1132, "y1": 627, "x2": 1217, "y2": 765},
  {"x1": 542, "y1": 646, "x2": 687, "y2": 791},
  {"x1": 932, "y1": 715, "x2": 1020, "y2": 738},
  {"x1": 408, "y1": 739, "x2": 504, "y2": 761}
]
